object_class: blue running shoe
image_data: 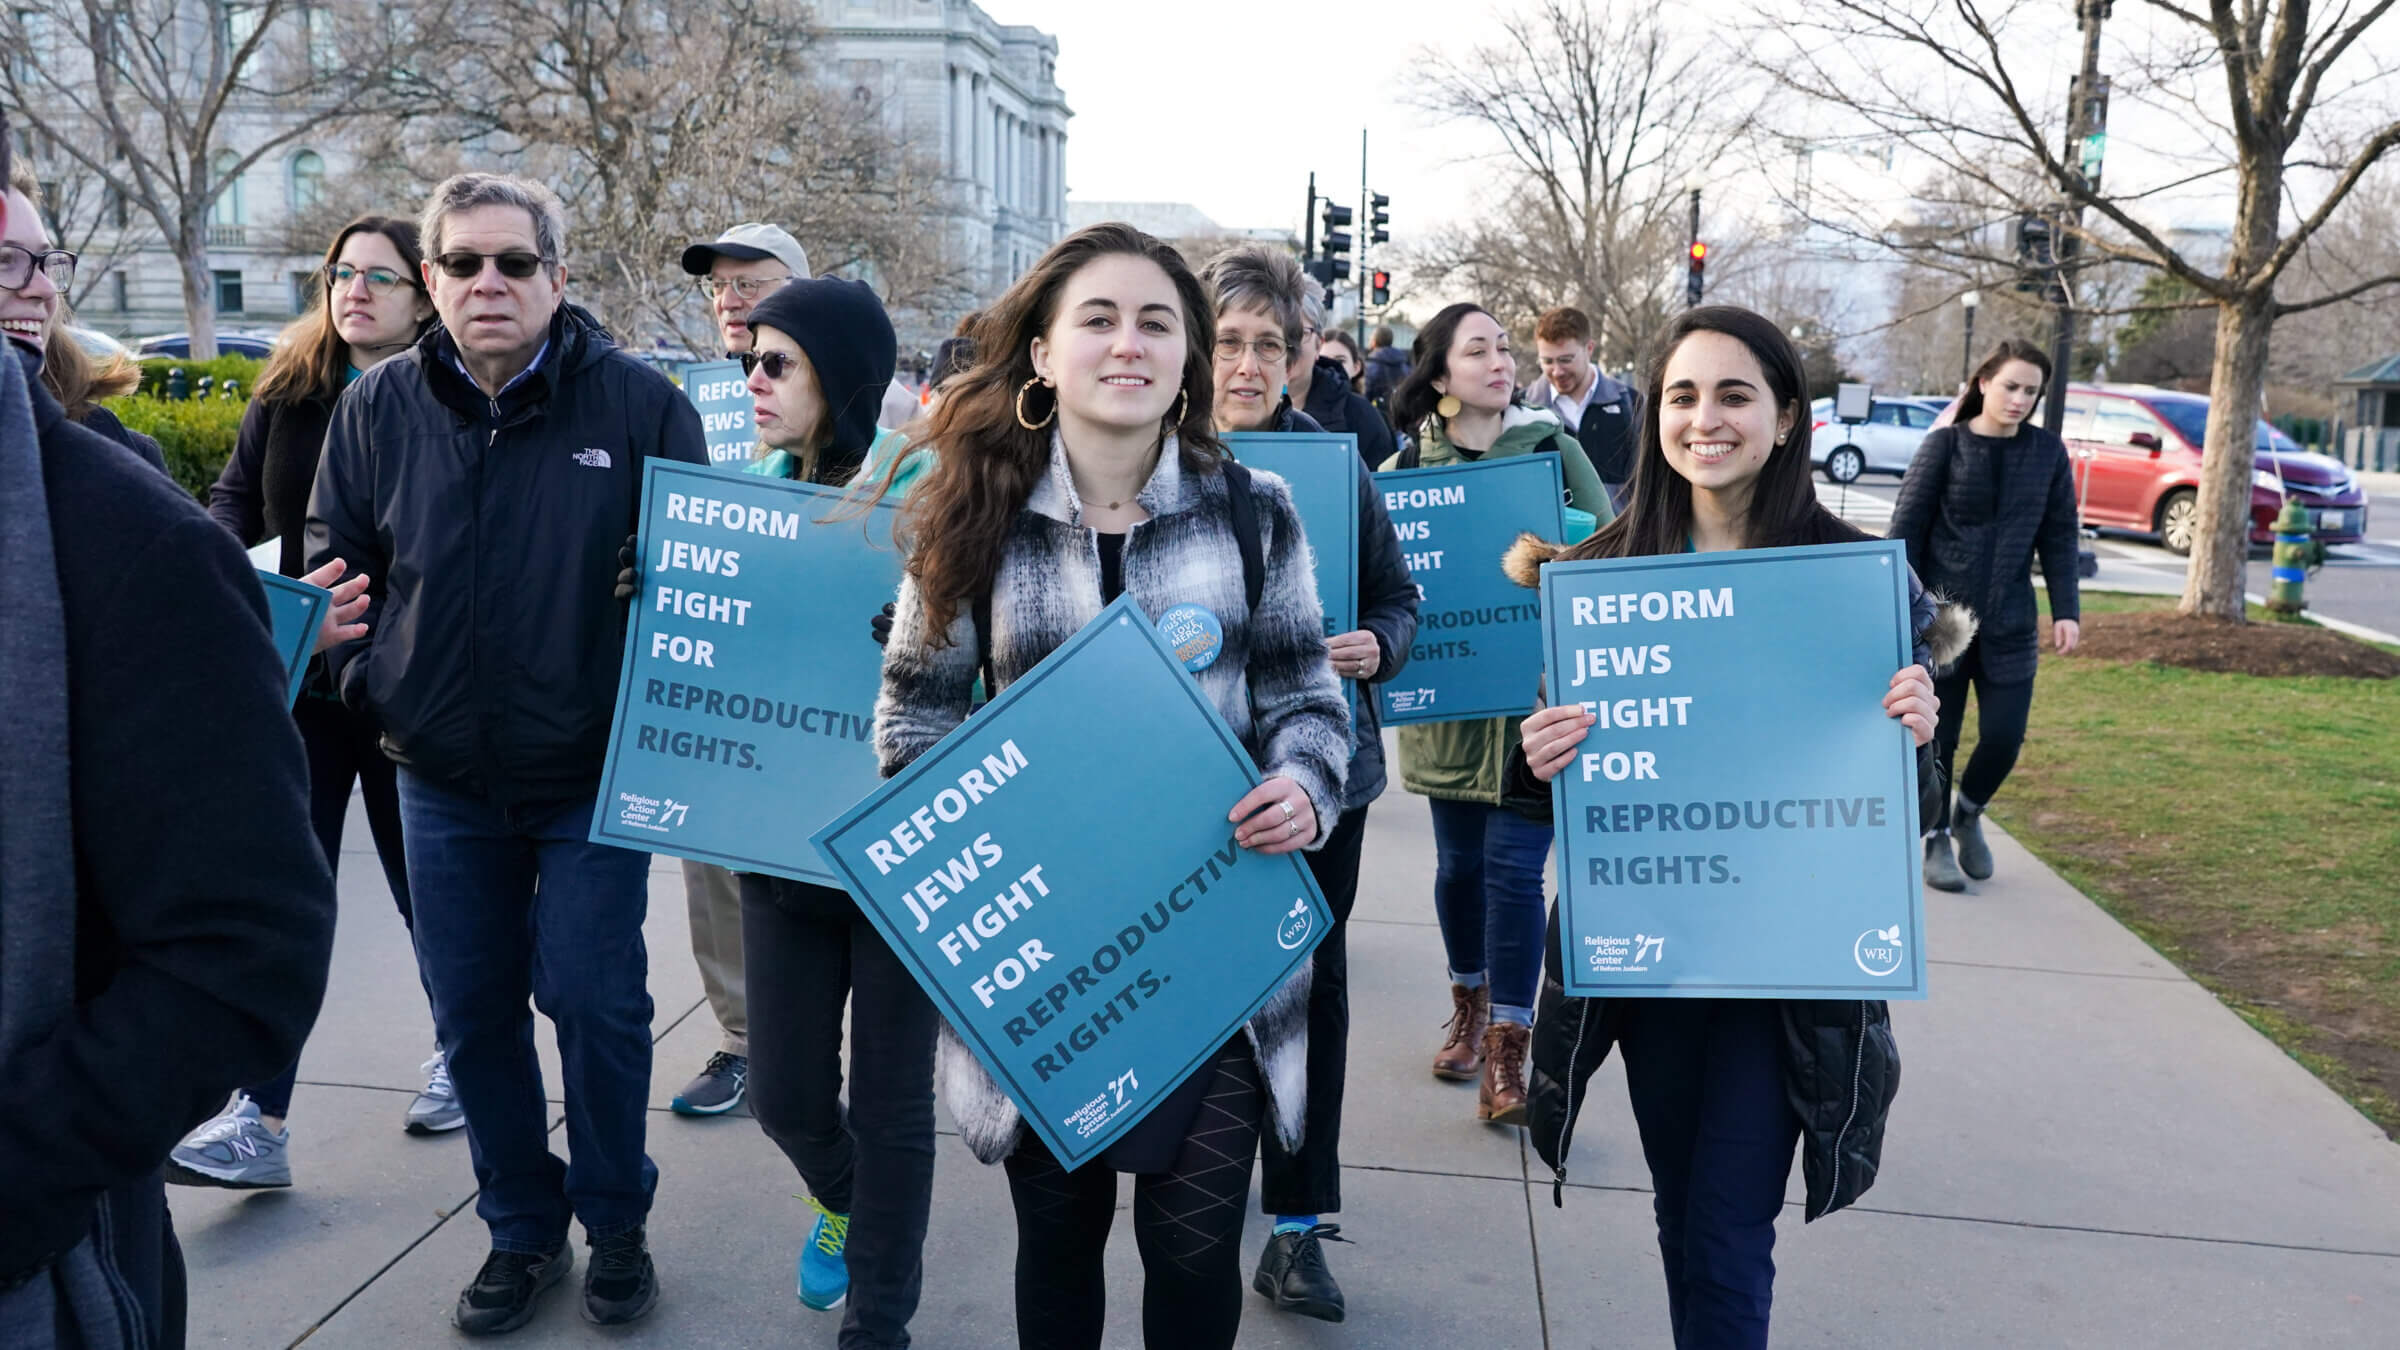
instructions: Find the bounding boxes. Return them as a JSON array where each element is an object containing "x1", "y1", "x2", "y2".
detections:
[{"x1": 797, "y1": 1197, "x2": 850, "y2": 1311}]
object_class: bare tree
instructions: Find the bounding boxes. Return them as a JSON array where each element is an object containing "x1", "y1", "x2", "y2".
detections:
[
  {"x1": 416, "y1": 0, "x2": 972, "y2": 355},
  {"x1": 1759, "y1": 0, "x2": 2400, "y2": 621},
  {"x1": 1, "y1": 0, "x2": 441, "y2": 357},
  {"x1": 1405, "y1": 0, "x2": 1760, "y2": 370}
]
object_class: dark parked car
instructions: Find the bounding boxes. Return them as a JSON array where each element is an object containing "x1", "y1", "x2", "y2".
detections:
[
  {"x1": 2063, "y1": 385, "x2": 2366, "y2": 555},
  {"x1": 134, "y1": 331, "x2": 278, "y2": 359}
]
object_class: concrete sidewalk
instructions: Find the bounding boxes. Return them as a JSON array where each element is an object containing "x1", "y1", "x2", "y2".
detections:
[{"x1": 173, "y1": 777, "x2": 2400, "y2": 1347}]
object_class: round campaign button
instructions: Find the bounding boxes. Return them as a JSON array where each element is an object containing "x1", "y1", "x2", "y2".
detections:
[{"x1": 1159, "y1": 603, "x2": 1225, "y2": 673}]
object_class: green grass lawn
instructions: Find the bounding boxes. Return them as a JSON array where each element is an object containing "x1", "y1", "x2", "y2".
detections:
[{"x1": 1965, "y1": 592, "x2": 2400, "y2": 1133}]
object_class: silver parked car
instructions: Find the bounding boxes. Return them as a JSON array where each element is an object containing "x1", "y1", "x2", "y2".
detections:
[{"x1": 1809, "y1": 396, "x2": 1944, "y2": 483}]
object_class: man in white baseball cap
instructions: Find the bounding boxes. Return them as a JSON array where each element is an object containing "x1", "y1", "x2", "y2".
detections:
[
  {"x1": 681, "y1": 223, "x2": 810, "y2": 356},
  {"x1": 664, "y1": 221, "x2": 812, "y2": 1123}
]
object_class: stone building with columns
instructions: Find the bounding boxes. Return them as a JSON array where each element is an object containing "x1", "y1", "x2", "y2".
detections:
[{"x1": 792, "y1": 0, "x2": 1072, "y2": 312}]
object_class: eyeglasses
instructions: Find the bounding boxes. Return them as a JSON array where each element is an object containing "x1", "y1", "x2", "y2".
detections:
[
  {"x1": 1212, "y1": 334, "x2": 1289, "y2": 367},
  {"x1": 0, "y1": 243, "x2": 77, "y2": 292},
  {"x1": 431, "y1": 250, "x2": 551, "y2": 280},
  {"x1": 698, "y1": 275, "x2": 792, "y2": 302},
  {"x1": 741, "y1": 350, "x2": 809, "y2": 381},
  {"x1": 325, "y1": 262, "x2": 418, "y2": 296}
]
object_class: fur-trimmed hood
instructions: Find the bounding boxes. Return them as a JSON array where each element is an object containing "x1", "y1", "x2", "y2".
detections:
[{"x1": 1500, "y1": 532, "x2": 1978, "y2": 668}]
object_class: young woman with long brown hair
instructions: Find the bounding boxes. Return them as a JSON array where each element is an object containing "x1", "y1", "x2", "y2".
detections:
[
  {"x1": 173, "y1": 216, "x2": 444, "y2": 1190},
  {"x1": 869, "y1": 222, "x2": 1349, "y2": 1349}
]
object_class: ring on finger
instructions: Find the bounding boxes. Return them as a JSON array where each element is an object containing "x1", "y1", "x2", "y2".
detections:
[
  {"x1": 1286, "y1": 819, "x2": 1301, "y2": 837},
  {"x1": 1279, "y1": 799, "x2": 1295, "y2": 821}
]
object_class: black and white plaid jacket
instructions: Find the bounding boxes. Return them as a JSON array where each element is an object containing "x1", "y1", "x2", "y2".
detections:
[{"x1": 875, "y1": 432, "x2": 1349, "y2": 1162}]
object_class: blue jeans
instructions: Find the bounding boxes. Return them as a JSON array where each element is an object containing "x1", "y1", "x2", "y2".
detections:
[
  {"x1": 397, "y1": 770, "x2": 658, "y2": 1251},
  {"x1": 1618, "y1": 998, "x2": 1801, "y2": 1349},
  {"x1": 1425, "y1": 799, "x2": 1551, "y2": 1024}
]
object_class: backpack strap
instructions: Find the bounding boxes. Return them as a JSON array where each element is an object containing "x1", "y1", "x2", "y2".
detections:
[
  {"x1": 1395, "y1": 437, "x2": 1422, "y2": 470},
  {"x1": 973, "y1": 580, "x2": 995, "y2": 709},
  {"x1": 1219, "y1": 458, "x2": 1265, "y2": 614}
]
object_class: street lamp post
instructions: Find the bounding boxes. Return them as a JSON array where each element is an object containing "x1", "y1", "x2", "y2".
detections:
[{"x1": 1960, "y1": 290, "x2": 1981, "y2": 391}]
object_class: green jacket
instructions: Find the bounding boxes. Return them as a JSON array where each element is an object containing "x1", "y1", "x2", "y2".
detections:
[
  {"x1": 1379, "y1": 406, "x2": 1614, "y2": 803},
  {"x1": 746, "y1": 425, "x2": 928, "y2": 494}
]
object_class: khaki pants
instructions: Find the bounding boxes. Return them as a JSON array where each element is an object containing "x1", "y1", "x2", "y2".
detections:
[{"x1": 680, "y1": 860, "x2": 748, "y2": 1056}]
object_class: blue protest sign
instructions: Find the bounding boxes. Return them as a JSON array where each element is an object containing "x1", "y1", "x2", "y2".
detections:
[
  {"x1": 1222, "y1": 432, "x2": 1360, "y2": 641},
  {"x1": 1374, "y1": 455, "x2": 1564, "y2": 725},
  {"x1": 592, "y1": 460, "x2": 902, "y2": 885},
  {"x1": 1540, "y1": 540, "x2": 1926, "y2": 998},
  {"x1": 255, "y1": 572, "x2": 329, "y2": 709},
  {"x1": 680, "y1": 358, "x2": 755, "y2": 467},
  {"x1": 811, "y1": 597, "x2": 1333, "y2": 1168}
]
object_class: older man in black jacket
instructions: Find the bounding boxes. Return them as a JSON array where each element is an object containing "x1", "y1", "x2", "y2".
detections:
[
  {"x1": 308, "y1": 173, "x2": 707, "y2": 1336},
  {"x1": 0, "y1": 119, "x2": 337, "y2": 1347}
]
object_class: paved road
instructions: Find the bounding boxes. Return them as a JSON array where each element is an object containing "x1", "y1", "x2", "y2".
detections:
[
  {"x1": 167, "y1": 785, "x2": 2400, "y2": 1348},
  {"x1": 1819, "y1": 478, "x2": 2400, "y2": 638}
]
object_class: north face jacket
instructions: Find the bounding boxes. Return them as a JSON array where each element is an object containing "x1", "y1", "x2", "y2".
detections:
[{"x1": 307, "y1": 304, "x2": 709, "y2": 805}]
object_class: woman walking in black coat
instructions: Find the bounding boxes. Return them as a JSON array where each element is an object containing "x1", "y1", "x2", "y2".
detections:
[{"x1": 1887, "y1": 338, "x2": 2082, "y2": 891}]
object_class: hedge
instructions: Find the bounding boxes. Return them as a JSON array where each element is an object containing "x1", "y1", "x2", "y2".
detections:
[
  {"x1": 106, "y1": 395, "x2": 248, "y2": 501},
  {"x1": 135, "y1": 354, "x2": 266, "y2": 399}
]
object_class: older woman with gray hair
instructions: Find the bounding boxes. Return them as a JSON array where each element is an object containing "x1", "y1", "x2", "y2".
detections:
[{"x1": 1199, "y1": 243, "x2": 1419, "y2": 1325}]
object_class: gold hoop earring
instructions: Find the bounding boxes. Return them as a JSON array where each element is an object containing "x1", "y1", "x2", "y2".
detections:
[
  {"x1": 1015, "y1": 376, "x2": 1055, "y2": 432},
  {"x1": 1436, "y1": 393, "x2": 1462, "y2": 420},
  {"x1": 1166, "y1": 387, "x2": 1189, "y2": 428}
]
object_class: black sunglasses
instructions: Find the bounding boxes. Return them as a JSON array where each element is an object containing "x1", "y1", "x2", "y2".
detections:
[
  {"x1": 742, "y1": 350, "x2": 808, "y2": 381},
  {"x1": 431, "y1": 250, "x2": 551, "y2": 280}
]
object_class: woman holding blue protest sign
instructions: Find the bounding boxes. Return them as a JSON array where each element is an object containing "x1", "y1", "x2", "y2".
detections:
[
  {"x1": 1503, "y1": 305, "x2": 1959, "y2": 1350},
  {"x1": 867, "y1": 222, "x2": 1348, "y2": 1350},
  {"x1": 1379, "y1": 301, "x2": 1608, "y2": 1126},
  {"x1": 1201, "y1": 244, "x2": 1421, "y2": 1324}
]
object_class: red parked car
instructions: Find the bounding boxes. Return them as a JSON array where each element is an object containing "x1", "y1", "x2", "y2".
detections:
[
  {"x1": 1936, "y1": 384, "x2": 2369, "y2": 555},
  {"x1": 2063, "y1": 385, "x2": 2366, "y2": 555}
]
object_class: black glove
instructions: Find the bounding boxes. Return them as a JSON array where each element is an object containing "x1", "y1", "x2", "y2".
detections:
[
  {"x1": 613, "y1": 533, "x2": 640, "y2": 602},
  {"x1": 871, "y1": 601, "x2": 896, "y2": 646}
]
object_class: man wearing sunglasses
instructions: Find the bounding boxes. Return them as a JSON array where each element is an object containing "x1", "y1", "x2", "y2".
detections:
[
  {"x1": 681, "y1": 222, "x2": 811, "y2": 356},
  {"x1": 307, "y1": 172, "x2": 706, "y2": 1335},
  {"x1": 658, "y1": 221, "x2": 809, "y2": 1124}
]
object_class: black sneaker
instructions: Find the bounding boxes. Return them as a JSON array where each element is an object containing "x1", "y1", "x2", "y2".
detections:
[
  {"x1": 583, "y1": 1227, "x2": 659, "y2": 1325},
  {"x1": 1251, "y1": 1223, "x2": 1348, "y2": 1323},
  {"x1": 1954, "y1": 805, "x2": 1995, "y2": 880},
  {"x1": 454, "y1": 1243, "x2": 571, "y2": 1336},
  {"x1": 670, "y1": 1052, "x2": 748, "y2": 1116},
  {"x1": 1924, "y1": 833, "x2": 1968, "y2": 893}
]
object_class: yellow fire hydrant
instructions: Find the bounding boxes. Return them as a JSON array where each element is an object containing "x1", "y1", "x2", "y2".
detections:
[{"x1": 2264, "y1": 498, "x2": 2324, "y2": 617}]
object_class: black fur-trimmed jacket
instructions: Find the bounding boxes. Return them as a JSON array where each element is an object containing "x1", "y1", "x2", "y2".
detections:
[
  {"x1": 1499, "y1": 514, "x2": 1976, "y2": 1222},
  {"x1": 874, "y1": 432, "x2": 1350, "y2": 1163}
]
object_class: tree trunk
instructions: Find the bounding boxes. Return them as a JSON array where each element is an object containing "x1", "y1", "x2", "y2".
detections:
[
  {"x1": 177, "y1": 217, "x2": 220, "y2": 362},
  {"x1": 2178, "y1": 287, "x2": 2275, "y2": 620}
]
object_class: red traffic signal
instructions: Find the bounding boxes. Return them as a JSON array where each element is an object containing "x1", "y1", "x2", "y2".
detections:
[
  {"x1": 1689, "y1": 241, "x2": 1709, "y2": 264},
  {"x1": 1370, "y1": 269, "x2": 1391, "y2": 305}
]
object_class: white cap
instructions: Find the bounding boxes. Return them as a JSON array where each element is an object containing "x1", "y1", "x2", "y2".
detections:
[{"x1": 680, "y1": 223, "x2": 810, "y2": 279}]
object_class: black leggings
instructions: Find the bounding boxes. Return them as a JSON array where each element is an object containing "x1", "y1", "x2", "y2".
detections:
[
  {"x1": 1259, "y1": 803, "x2": 1366, "y2": 1216},
  {"x1": 1003, "y1": 1043, "x2": 1264, "y2": 1350},
  {"x1": 248, "y1": 695, "x2": 413, "y2": 1117},
  {"x1": 1931, "y1": 638, "x2": 2036, "y2": 830}
]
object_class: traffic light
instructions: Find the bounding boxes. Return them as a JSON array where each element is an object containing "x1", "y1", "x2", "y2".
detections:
[
  {"x1": 1367, "y1": 193, "x2": 1390, "y2": 246},
  {"x1": 1371, "y1": 269, "x2": 1391, "y2": 306},
  {"x1": 1686, "y1": 240, "x2": 1707, "y2": 305},
  {"x1": 1320, "y1": 202, "x2": 1353, "y2": 282}
]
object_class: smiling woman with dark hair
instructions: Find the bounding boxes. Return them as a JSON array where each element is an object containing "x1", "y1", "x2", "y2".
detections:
[{"x1": 867, "y1": 221, "x2": 1348, "y2": 1350}]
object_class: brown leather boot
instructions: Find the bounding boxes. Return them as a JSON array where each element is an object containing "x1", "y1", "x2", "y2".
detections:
[
  {"x1": 1477, "y1": 1021, "x2": 1531, "y2": 1125},
  {"x1": 1431, "y1": 983, "x2": 1489, "y2": 1081}
]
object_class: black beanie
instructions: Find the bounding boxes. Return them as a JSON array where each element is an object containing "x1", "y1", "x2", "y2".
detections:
[{"x1": 744, "y1": 277, "x2": 897, "y2": 458}]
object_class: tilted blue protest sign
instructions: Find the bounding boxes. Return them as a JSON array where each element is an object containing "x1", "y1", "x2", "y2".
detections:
[
  {"x1": 1222, "y1": 432, "x2": 1360, "y2": 641},
  {"x1": 1540, "y1": 540, "x2": 1926, "y2": 998},
  {"x1": 680, "y1": 358, "x2": 755, "y2": 467},
  {"x1": 592, "y1": 460, "x2": 902, "y2": 885},
  {"x1": 1374, "y1": 455, "x2": 1564, "y2": 725},
  {"x1": 255, "y1": 572, "x2": 330, "y2": 709},
  {"x1": 812, "y1": 597, "x2": 1333, "y2": 1168}
]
